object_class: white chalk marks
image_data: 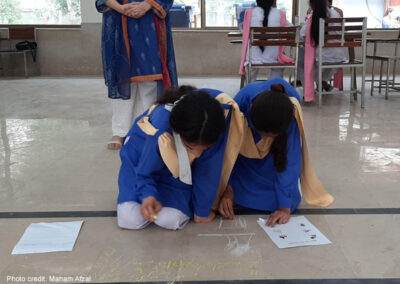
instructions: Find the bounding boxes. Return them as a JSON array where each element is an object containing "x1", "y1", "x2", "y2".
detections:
[{"x1": 197, "y1": 217, "x2": 255, "y2": 256}]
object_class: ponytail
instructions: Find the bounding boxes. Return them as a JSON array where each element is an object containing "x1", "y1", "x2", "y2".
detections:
[
  {"x1": 310, "y1": 0, "x2": 328, "y2": 46},
  {"x1": 250, "y1": 88, "x2": 294, "y2": 172},
  {"x1": 156, "y1": 85, "x2": 196, "y2": 105},
  {"x1": 256, "y1": 0, "x2": 276, "y2": 52}
]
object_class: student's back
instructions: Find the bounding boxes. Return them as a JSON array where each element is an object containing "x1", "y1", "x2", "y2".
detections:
[
  {"x1": 245, "y1": 0, "x2": 292, "y2": 81},
  {"x1": 300, "y1": 7, "x2": 346, "y2": 63},
  {"x1": 249, "y1": 7, "x2": 284, "y2": 64}
]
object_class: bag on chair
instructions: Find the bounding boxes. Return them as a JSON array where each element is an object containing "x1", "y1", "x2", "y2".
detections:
[{"x1": 15, "y1": 41, "x2": 37, "y2": 62}]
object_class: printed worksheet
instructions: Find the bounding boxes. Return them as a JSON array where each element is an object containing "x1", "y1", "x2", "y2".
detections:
[
  {"x1": 257, "y1": 216, "x2": 331, "y2": 249},
  {"x1": 12, "y1": 221, "x2": 84, "y2": 255}
]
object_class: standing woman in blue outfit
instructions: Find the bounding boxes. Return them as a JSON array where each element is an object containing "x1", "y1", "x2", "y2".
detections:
[
  {"x1": 96, "y1": 0, "x2": 178, "y2": 150},
  {"x1": 218, "y1": 78, "x2": 334, "y2": 226},
  {"x1": 117, "y1": 86, "x2": 242, "y2": 230}
]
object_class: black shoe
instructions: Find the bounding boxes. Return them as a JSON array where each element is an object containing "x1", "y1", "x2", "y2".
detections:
[
  {"x1": 322, "y1": 81, "x2": 333, "y2": 92},
  {"x1": 291, "y1": 80, "x2": 302, "y2": 87}
]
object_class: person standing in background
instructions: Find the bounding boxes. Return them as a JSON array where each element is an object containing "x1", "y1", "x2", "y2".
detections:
[
  {"x1": 327, "y1": 0, "x2": 343, "y2": 17},
  {"x1": 96, "y1": 0, "x2": 178, "y2": 150},
  {"x1": 382, "y1": 8, "x2": 395, "y2": 28}
]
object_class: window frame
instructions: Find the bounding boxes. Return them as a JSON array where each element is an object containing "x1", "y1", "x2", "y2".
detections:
[
  {"x1": 0, "y1": 0, "x2": 82, "y2": 27},
  {"x1": 172, "y1": 0, "x2": 298, "y2": 30}
]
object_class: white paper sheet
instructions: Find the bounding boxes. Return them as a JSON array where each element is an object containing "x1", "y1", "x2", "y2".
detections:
[
  {"x1": 257, "y1": 216, "x2": 331, "y2": 248},
  {"x1": 12, "y1": 221, "x2": 84, "y2": 255}
]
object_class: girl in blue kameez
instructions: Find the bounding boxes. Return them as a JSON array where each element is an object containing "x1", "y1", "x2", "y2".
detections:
[
  {"x1": 219, "y1": 78, "x2": 303, "y2": 227},
  {"x1": 118, "y1": 86, "x2": 239, "y2": 230},
  {"x1": 96, "y1": 0, "x2": 178, "y2": 150}
]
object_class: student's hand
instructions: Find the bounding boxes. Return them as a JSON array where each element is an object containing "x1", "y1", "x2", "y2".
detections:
[
  {"x1": 266, "y1": 207, "x2": 291, "y2": 227},
  {"x1": 194, "y1": 211, "x2": 216, "y2": 223},
  {"x1": 126, "y1": 2, "x2": 152, "y2": 18},
  {"x1": 218, "y1": 185, "x2": 235, "y2": 219},
  {"x1": 141, "y1": 196, "x2": 162, "y2": 222}
]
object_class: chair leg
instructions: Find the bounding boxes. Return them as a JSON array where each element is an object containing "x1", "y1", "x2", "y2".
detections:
[
  {"x1": 379, "y1": 60, "x2": 383, "y2": 94},
  {"x1": 318, "y1": 65, "x2": 322, "y2": 106},
  {"x1": 354, "y1": 68, "x2": 357, "y2": 101},
  {"x1": 240, "y1": 75, "x2": 245, "y2": 89},
  {"x1": 245, "y1": 66, "x2": 250, "y2": 85},
  {"x1": 361, "y1": 65, "x2": 366, "y2": 108},
  {"x1": 350, "y1": 67, "x2": 354, "y2": 103},
  {"x1": 353, "y1": 68, "x2": 358, "y2": 91},
  {"x1": 0, "y1": 54, "x2": 4, "y2": 77},
  {"x1": 370, "y1": 58, "x2": 375, "y2": 96},
  {"x1": 23, "y1": 51, "x2": 28, "y2": 78},
  {"x1": 392, "y1": 59, "x2": 397, "y2": 88},
  {"x1": 385, "y1": 60, "x2": 390, "y2": 100},
  {"x1": 353, "y1": 67, "x2": 357, "y2": 101},
  {"x1": 392, "y1": 43, "x2": 398, "y2": 87}
]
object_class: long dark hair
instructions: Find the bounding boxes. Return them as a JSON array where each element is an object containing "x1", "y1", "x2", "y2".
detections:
[
  {"x1": 250, "y1": 86, "x2": 294, "y2": 172},
  {"x1": 256, "y1": 0, "x2": 275, "y2": 52},
  {"x1": 384, "y1": 8, "x2": 393, "y2": 17},
  {"x1": 165, "y1": 88, "x2": 226, "y2": 146},
  {"x1": 157, "y1": 85, "x2": 196, "y2": 104},
  {"x1": 309, "y1": 0, "x2": 328, "y2": 46}
]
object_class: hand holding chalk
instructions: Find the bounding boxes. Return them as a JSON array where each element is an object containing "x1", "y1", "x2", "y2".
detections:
[{"x1": 141, "y1": 196, "x2": 162, "y2": 222}]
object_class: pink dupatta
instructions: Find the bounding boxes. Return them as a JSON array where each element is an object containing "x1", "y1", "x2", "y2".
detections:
[
  {"x1": 304, "y1": 15, "x2": 343, "y2": 101},
  {"x1": 239, "y1": 9, "x2": 294, "y2": 76},
  {"x1": 304, "y1": 15, "x2": 316, "y2": 102}
]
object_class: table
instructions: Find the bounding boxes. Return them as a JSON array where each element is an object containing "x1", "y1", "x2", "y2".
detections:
[{"x1": 366, "y1": 38, "x2": 400, "y2": 99}]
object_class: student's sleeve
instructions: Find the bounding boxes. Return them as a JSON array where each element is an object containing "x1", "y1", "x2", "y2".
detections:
[
  {"x1": 274, "y1": 119, "x2": 302, "y2": 209},
  {"x1": 145, "y1": 0, "x2": 173, "y2": 19},
  {"x1": 134, "y1": 136, "x2": 165, "y2": 202},
  {"x1": 234, "y1": 86, "x2": 251, "y2": 113},
  {"x1": 191, "y1": 138, "x2": 226, "y2": 217}
]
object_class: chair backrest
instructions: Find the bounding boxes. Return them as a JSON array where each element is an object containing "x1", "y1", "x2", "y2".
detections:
[
  {"x1": 318, "y1": 17, "x2": 367, "y2": 62},
  {"x1": 9, "y1": 27, "x2": 36, "y2": 41},
  {"x1": 250, "y1": 26, "x2": 300, "y2": 47},
  {"x1": 319, "y1": 18, "x2": 366, "y2": 48}
]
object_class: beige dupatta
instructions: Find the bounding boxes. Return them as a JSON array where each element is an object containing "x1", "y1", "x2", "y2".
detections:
[{"x1": 238, "y1": 97, "x2": 334, "y2": 207}]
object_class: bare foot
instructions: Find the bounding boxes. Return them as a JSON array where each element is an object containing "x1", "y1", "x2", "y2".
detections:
[{"x1": 107, "y1": 136, "x2": 124, "y2": 150}]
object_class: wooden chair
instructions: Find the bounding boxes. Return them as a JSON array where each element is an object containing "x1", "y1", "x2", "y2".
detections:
[
  {"x1": 0, "y1": 27, "x2": 37, "y2": 78},
  {"x1": 246, "y1": 26, "x2": 300, "y2": 85},
  {"x1": 316, "y1": 17, "x2": 367, "y2": 107}
]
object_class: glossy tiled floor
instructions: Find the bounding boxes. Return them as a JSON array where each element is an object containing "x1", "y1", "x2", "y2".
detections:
[{"x1": 0, "y1": 77, "x2": 399, "y2": 283}]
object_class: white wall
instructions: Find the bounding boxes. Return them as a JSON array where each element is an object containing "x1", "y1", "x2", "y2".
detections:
[{"x1": 80, "y1": 0, "x2": 103, "y2": 23}]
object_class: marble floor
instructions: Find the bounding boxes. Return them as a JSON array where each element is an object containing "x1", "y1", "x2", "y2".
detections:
[{"x1": 0, "y1": 76, "x2": 400, "y2": 283}]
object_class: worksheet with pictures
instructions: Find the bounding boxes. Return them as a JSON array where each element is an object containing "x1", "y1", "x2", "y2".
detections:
[{"x1": 257, "y1": 216, "x2": 331, "y2": 249}]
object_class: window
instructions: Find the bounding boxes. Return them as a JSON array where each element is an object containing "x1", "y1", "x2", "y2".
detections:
[
  {"x1": 169, "y1": 0, "x2": 295, "y2": 29},
  {"x1": 332, "y1": 0, "x2": 400, "y2": 29},
  {"x1": 171, "y1": 0, "x2": 201, "y2": 28},
  {"x1": 0, "y1": 0, "x2": 81, "y2": 25},
  {"x1": 205, "y1": 0, "x2": 294, "y2": 28}
]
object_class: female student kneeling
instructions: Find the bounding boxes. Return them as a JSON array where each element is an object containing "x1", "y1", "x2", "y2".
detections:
[
  {"x1": 218, "y1": 78, "x2": 334, "y2": 226},
  {"x1": 117, "y1": 86, "x2": 243, "y2": 230}
]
